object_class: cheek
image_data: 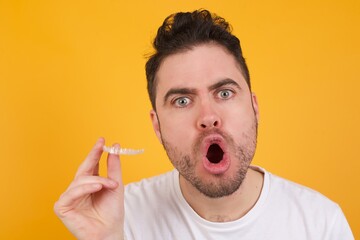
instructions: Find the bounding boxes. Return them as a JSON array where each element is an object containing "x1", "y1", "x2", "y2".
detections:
[
  {"x1": 159, "y1": 114, "x2": 195, "y2": 142},
  {"x1": 159, "y1": 105, "x2": 197, "y2": 126},
  {"x1": 223, "y1": 104, "x2": 256, "y2": 129}
]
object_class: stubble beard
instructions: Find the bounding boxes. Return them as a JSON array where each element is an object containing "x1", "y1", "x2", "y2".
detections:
[{"x1": 160, "y1": 120, "x2": 258, "y2": 199}]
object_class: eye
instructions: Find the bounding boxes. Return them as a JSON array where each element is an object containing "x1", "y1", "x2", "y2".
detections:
[
  {"x1": 173, "y1": 97, "x2": 191, "y2": 107},
  {"x1": 218, "y1": 89, "x2": 233, "y2": 99}
]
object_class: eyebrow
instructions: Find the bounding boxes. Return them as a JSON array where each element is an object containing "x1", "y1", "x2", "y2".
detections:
[
  {"x1": 163, "y1": 87, "x2": 197, "y2": 105},
  {"x1": 208, "y1": 78, "x2": 242, "y2": 92},
  {"x1": 162, "y1": 78, "x2": 242, "y2": 105}
]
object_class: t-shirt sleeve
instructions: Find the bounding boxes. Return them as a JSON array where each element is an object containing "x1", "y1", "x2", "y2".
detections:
[{"x1": 328, "y1": 205, "x2": 354, "y2": 240}]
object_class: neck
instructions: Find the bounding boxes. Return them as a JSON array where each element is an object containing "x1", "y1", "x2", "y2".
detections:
[{"x1": 179, "y1": 167, "x2": 264, "y2": 222}]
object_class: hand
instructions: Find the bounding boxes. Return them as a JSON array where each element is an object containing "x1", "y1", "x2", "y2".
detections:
[{"x1": 54, "y1": 138, "x2": 124, "y2": 240}]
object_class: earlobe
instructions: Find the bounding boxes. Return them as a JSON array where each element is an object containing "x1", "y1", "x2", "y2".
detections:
[
  {"x1": 251, "y1": 93, "x2": 260, "y2": 122},
  {"x1": 150, "y1": 110, "x2": 163, "y2": 144}
]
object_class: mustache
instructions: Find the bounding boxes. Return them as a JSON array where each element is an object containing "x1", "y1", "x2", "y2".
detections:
[{"x1": 193, "y1": 128, "x2": 235, "y2": 153}]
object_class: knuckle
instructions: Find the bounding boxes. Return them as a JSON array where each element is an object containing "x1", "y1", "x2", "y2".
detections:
[{"x1": 53, "y1": 201, "x2": 61, "y2": 216}]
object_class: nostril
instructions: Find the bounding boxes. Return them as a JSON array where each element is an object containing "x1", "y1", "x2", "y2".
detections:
[{"x1": 200, "y1": 121, "x2": 218, "y2": 129}]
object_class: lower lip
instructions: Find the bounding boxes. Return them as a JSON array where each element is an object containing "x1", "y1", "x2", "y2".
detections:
[{"x1": 202, "y1": 153, "x2": 230, "y2": 175}]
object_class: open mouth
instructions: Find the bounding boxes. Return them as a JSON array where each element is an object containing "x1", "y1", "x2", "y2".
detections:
[{"x1": 206, "y1": 143, "x2": 224, "y2": 164}]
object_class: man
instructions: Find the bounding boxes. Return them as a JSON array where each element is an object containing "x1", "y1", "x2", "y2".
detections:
[{"x1": 54, "y1": 9, "x2": 354, "y2": 239}]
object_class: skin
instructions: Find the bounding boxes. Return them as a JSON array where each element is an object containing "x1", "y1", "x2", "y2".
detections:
[
  {"x1": 150, "y1": 43, "x2": 263, "y2": 221},
  {"x1": 53, "y1": 139, "x2": 124, "y2": 240},
  {"x1": 54, "y1": 43, "x2": 264, "y2": 239}
]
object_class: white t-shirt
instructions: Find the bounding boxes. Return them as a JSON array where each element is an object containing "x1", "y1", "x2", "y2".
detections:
[{"x1": 124, "y1": 166, "x2": 354, "y2": 240}]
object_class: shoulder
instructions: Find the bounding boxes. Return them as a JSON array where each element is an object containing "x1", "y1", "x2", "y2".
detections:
[
  {"x1": 124, "y1": 169, "x2": 178, "y2": 207},
  {"x1": 125, "y1": 169, "x2": 176, "y2": 193},
  {"x1": 251, "y1": 166, "x2": 341, "y2": 220},
  {"x1": 124, "y1": 169, "x2": 184, "y2": 239},
  {"x1": 266, "y1": 169, "x2": 337, "y2": 209},
  {"x1": 245, "y1": 166, "x2": 354, "y2": 239},
  {"x1": 257, "y1": 166, "x2": 345, "y2": 228}
]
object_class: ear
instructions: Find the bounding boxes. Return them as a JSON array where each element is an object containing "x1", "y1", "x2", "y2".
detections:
[
  {"x1": 251, "y1": 93, "x2": 260, "y2": 122},
  {"x1": 150, "y1": 109, "x2": 163, "y2": 144}
]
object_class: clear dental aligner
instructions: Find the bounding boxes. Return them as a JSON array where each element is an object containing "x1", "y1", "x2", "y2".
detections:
[{"x1": 103, "y1": 146, "x2": 144, "y2": 155}]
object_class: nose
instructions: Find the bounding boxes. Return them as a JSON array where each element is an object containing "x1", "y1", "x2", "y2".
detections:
[{"x1": 196, "y1": 101, "x2": 221, "y2": 130}]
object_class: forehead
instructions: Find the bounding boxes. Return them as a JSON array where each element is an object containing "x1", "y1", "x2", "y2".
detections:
[{"x1": 155, "y1": 44, "x2": 247, "y2": 96}]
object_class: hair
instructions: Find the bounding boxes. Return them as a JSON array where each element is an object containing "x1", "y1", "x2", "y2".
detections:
[{"x1": 145, "y1": 9, "x2": 250, "y2": 110}]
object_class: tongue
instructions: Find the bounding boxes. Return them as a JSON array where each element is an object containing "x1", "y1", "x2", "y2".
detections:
[{"x1": 206, "y1": 144, "x2": 224, "y2": 164}]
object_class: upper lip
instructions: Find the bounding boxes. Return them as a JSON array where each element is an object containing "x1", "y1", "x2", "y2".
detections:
[{"x1": 201, "y1": 133, "x2": 227, "y2": 156}]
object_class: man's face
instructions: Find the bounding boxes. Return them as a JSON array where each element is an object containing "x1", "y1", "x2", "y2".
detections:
[{"x1": 150, "y1": 43, "x2": 259, "y2": 198}]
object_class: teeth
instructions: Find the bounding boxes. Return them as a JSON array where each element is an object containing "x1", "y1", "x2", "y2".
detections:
[{"x1": 103, "y1": 146, "x2": 144, "y2": 155}]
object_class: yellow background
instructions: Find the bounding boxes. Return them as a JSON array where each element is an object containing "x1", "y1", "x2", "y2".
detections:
[{"x1": 1, "y1": 0, "x2": 359, "y2": 239}]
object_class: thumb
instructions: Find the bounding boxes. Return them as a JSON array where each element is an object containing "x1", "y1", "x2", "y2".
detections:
[{"x1": 106, "y1": 144, "x2": 123, "y2": 185}]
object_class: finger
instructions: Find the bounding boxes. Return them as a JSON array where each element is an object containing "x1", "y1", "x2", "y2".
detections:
[
  {"x1": 93, "y1": 162, "x2": 99, "y2": 176},
  {"x1": 54, "y1": 183, "x2": 103, "y2": 217},
  {"x1": 67, "y1": 175, "x2": 118, "y2": 191},
  {"x1": 75, "y1": 138, "x2": 105, "y2": 178},
  {"x1": 107, "y1": 143, "x2": 123, "y2": 184}
]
